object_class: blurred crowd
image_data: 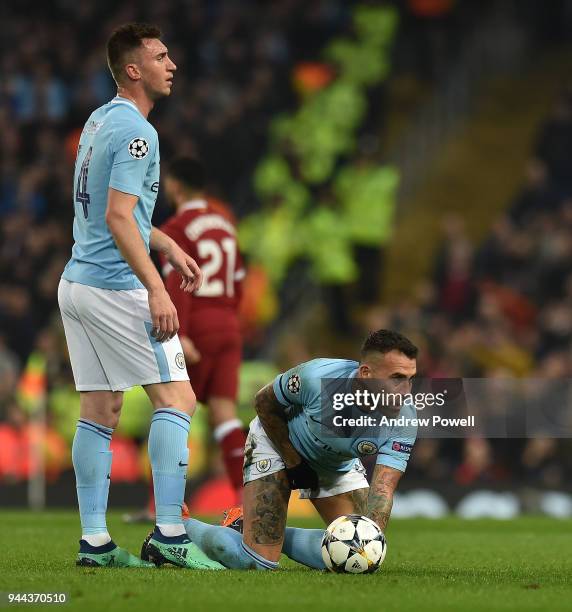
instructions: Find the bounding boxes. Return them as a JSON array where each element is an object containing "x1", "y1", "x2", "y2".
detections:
[
  {"x1": 0, "y1": 0, "x2": 364, "y2": 486},
  {"x1": 2, "y1": 0, "x2": 572, "y2": 501},
  {"x1": 0, "y1": 0, "x2": 356, "y2": 384},
  {"x1": 357, "y1": 89, "x2": 572, "y2": 491}
]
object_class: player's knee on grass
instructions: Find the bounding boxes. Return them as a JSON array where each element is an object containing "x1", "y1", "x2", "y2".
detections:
[
  {"x1": 242, "y1": 474, "x2": 290, "y2": 558},
  {"x1": 204, "y1": 530, "x2": 278, "y2": 570},
  {"x1": 186, "y1": 519, "x2": 277, "y2": 570},
  {"x1": 201, "y1": 527, "x2": 256, "y2": 569},
  {"x1": 145, "y1": 380, "x2": 196, "y2": 416}
]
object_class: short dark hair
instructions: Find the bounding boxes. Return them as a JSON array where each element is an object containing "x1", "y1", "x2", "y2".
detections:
[
  {"x1": 361, "y1": 329, "x2": 418, "y2": 360},
  {"x1": 107, "y1": 23, "x2": 162, "y2": 84},
  {"x1": 166, "y1": 157, "x2": 207, "y2": 192}
]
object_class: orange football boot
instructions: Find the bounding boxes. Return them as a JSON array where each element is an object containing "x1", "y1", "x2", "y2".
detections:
[
  {"x1": 182, "y1": 501, "x2": 190, "y2": 520},
  {"x1": 221, "y1": 506, "x2": 243, "y2": 533}
]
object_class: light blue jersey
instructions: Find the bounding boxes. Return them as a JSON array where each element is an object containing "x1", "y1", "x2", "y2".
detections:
[
  {"x1": 62, "y1": 97, "x2": 160, "y2": 290},
  {"x1": 272, "y1": 358, "x2": 417, "y2": 473}
]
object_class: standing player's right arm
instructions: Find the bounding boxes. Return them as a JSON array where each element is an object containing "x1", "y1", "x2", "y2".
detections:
[{"x1": 106, "y1": 188, "x2": 178, "y2": 342}]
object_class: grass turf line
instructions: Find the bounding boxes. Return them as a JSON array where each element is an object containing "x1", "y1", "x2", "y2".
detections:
[{"x1": 0, "y1": 511, "x2": 570, "y2": 612}]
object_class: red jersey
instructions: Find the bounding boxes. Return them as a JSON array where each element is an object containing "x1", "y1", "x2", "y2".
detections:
[{"x1": 159, "y1": 199, "x2": 244, "y2": 337}]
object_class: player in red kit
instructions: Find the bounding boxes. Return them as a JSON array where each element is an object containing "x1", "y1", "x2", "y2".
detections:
[
  {"x1": 125, "y1": 157, "x2": 247, "y2": 522},
  {"x1": 159, "y1": 157, "x2": 247, "y2": 506}
]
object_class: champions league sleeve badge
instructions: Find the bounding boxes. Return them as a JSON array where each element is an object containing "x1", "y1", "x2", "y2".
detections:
[
  {"x1": 128, "y1": 137, "x2": 149, "y2": 159},
  {"x1": 287, "y1": 374, "x2": 301, "y2": 394}
]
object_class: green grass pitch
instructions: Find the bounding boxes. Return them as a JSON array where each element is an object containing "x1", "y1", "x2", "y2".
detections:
[{"x1": 0, "y1": 511, "x2": 571, "y2": 612}]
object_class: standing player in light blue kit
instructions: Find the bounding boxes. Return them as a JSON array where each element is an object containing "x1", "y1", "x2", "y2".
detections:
[
  {"x1": 58, "y1": 23, "x2": 223, "y2": 569},
  {"x1": 170, "y1": 329, "x2": 418, "y2": 570}
]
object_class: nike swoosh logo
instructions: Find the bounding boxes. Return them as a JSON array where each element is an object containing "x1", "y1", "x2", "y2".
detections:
[{"x1": 178, "y1": 461, "x2": 188, "y2": 467}]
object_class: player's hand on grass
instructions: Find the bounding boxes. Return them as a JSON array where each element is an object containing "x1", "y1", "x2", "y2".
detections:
[
  {"x1": 285, "y1": 458, "x2": 319, "y2": 491},
  {"x1": 166, "y1": 243, "x2": 203, "y2": 294},
  {"x1": 148, "y1": 287, "x2": 179, "y2": 342}
]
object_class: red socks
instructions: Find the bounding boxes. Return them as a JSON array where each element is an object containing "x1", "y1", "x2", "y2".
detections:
[{"x1": 215, "y1": 420, "x2": 247, "y2": 503}]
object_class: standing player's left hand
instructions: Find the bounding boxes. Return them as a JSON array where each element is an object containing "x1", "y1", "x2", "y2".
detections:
[{"x1": 167, "y1": 244, "x2": 203, "y2": 293}]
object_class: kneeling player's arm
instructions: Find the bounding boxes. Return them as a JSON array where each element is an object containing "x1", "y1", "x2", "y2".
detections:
[
  {"x1": 366, "y1": 464, "x2": 403, "y2": 531},
  {"x1": 255, "y1": 384, "x2": 301, "y2": 469},
  {"x1": 106, "y1": 189, "x2": 165, "y2": 293}
]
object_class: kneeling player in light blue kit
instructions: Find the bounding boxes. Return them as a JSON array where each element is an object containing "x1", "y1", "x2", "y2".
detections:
[
  {"x1": 58, "y1": 23, "x2": 222, "y2": 569},
  {"x1": 169, "y1": 329, "x2": 418, "y2": 570}
]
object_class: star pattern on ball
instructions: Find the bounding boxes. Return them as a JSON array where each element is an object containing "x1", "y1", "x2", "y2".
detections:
[
  {"x1": 128, "y1": 137, "x2": 149, "y2": 159},
  {"x1": 321, "y1": 514, "x2": 386, "y2": 574}
]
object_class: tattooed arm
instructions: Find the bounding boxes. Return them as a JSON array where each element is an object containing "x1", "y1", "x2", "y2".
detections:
[
  {"x1": 367, "y1": 464, "x2": 403, "y2": 531},
  {"x1": 255, "y1": 383, "x2": 302, "y2": 468}
]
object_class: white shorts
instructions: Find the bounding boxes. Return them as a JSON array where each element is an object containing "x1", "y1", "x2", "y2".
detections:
[
  {"x1": 243, "y1": 417, "x2": 369, "y2": 499},
  {"x1": 58, "y1": 279, "x2": 189, "y2": 392}
]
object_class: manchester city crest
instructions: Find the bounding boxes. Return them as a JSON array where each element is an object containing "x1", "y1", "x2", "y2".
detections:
[
  {"x1": 175, "y1": 352, "x2": 186, "y2": 370},
  {"x1": 256, "y1": 459, "x2": 271, "y2": 473},
  {"x1": 357, "y1": 440, "x2": 379, "y2": 455}
]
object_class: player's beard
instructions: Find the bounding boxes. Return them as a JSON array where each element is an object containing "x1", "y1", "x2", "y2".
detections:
[{"x1": 379, "y1": 403, "x2": 402, "y2": 418}]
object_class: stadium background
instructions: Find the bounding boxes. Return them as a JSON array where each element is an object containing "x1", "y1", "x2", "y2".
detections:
[{"x1": 1, "y1": 0, "x2": 572, "y2": 521}]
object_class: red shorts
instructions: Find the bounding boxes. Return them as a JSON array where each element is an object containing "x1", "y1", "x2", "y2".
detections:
[{"x1": 185, "y1": 309, "x2": 241, "y2": 403}]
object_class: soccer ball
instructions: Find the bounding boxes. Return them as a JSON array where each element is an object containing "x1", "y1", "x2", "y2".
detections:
[{"x1": 321, "y1": 514, "x2": 387, "y2": 574}]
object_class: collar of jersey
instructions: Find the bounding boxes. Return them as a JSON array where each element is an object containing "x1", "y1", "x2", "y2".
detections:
[
  {"x1": 180, "y1": 199, "x2": 208, "y2": 213},
  {"x1": 111, "y1": 96, "x2": 144, "y2": 117},
  {"x1": 344, "y1": 367, "x2": 359, "y2": 393}
]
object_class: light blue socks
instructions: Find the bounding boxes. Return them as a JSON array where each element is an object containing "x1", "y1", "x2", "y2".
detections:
[
  {"x1": 282, "y1": 527, "x2": 326, "y2": 570},
  {"x1": 184, "y1": 520, "x2": 326, "y2": 570},
  {"x1": 184, "y1": 519, "x2": 278, "y2": 570},
  {"x1": 148, "y1": 409, "x2": 191, "y2": 533},
  {"x1": 72, "y1": 418, "x2": 113, "y2": 540}
]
